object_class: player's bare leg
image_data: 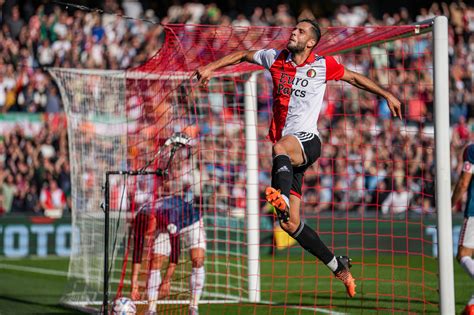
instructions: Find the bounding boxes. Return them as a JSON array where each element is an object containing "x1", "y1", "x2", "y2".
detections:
[
  {"x1": 457, "y1": 246, "x2": 474, "y2": 279},
  {"x1": 278, "y1": 194, "x2": 301, "y2": 233},
  {"x1": 457, "y1": 245, "x2": 474, "y2": 313},
  {"x1": 147, "y1": 254, "x2": 167, "y2": 314},
  {"x1": 130, "y1": 263, "x2": 142, "y2": 300},
  {"x1": 131, "y1": 212, "x2": 156, "y2": 301},
  {"x1": 189, "y1": 247, "x2": 206, "y2": 315}
]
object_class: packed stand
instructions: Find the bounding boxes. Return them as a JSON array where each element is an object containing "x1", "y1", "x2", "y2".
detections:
[
  {"x1": 0, "y1": 1, "x2": 472, "y2": 217},
  {"x1": 0, "y1": 119, "x2": 70, "y2": 216}
]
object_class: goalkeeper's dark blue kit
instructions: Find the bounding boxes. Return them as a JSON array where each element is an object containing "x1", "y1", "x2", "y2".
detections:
[
  {"x1": 132, "y1": 195, "x2": 200, "y2": 264},
  {"x1": 462, "y1": 144, "x2": 474, "y2": 218}
]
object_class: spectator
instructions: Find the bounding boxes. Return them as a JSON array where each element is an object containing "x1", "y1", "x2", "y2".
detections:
[
  {"x1": 56, "y1": 159, "x2": 71, "y2": 198},
  {"x1": 232, "y1": 14, "x2": 251, "y2": 27},
  {"x1": 24, "y1": 183, "x2": 41, "y2": 214},
  {"x1": 454, "y1": 116, "x2": 470, "y2": 142},
  {"x1": 37, "y1": 39, "x2": 55, "y2": 66},
  {"x1": 381, "y1": 183, "x2": 413, "y2": 215},
  {"x1": 6, "y1": 5, "x2": 24, "y2": 39},
  {"x1": 40, "y1": 179, "x2": 66, "y2": 217},
  {"x1": 46, "y1": 85, "x2": 61, "y2": 113},
  {"x1": 250, "y1": 7, "x2": 267, "y2": 26},
  {"x1": 1, "y1": 173, "x2": 16, "y2": 214}
]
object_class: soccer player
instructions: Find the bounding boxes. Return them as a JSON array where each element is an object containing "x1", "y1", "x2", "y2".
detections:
[
  {"x1": 193, "y1": 19, "x2": 402, "y2": 298},
  {"x1": 130, "y1": 194, "x2": 206, "y2": 315},
  {"x1": 451, "y1": 144, "x2": 474, "y2": 314}
]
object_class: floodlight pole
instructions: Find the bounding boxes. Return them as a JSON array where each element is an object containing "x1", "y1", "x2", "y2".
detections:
[{"x1": 433, "y1": 16, "x2": 455, "y2": 315}]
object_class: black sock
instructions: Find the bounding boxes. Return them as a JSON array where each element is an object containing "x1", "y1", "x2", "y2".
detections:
[
  {"x1": 291, "y1": 221, "x2": 335, "y2": 265},
  {"x1": 271, "y1": 154, "x2": 292, "y2": 199}
]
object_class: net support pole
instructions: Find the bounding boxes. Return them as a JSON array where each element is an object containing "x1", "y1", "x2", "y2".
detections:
[
  {"x1": 245, "y1": 72, "x2": 261, "y2": 303},
  {"x1": 433, "y1": 16, "x2": 455, "y2": 315},
  {"x1": 102, "y1": 172, "x2": 111, "y2": 314}
]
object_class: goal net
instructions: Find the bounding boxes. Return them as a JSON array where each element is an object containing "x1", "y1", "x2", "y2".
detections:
[{"x1": 50, "y1": 20, "x2": 444, "y2": 314}]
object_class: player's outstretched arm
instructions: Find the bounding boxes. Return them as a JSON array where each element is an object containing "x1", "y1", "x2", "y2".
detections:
[
  {"x1": 341, "y1": 68, "x2": 402, "y2": 119},
  {"x1": 158, "y1": 262, "x2": 177, "y2": 298},
  {"x1": 158, "y1": 232, "x2": 180, "y2": 298},
  {"x1": 192, "y1": 50, "x2": 257, "y2": 87}
]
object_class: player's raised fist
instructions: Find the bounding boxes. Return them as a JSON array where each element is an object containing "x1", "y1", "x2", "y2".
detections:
[{"x1": 192, "y1": 67, "x2": 212, "y2": 88}]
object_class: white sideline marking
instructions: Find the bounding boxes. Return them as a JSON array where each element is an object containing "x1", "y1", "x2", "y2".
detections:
[
  {"x1": 70, "y1": 299, "x2": 347, "y2": 314},
  {"x1": 70, "y1": 300, "x2": 240, "y2": 306},
  {"x1": 0, "y1": 263, "x2": 70, "y2": 277},
  {"x1": 0, "y1": 263, "x2": 127, "y2": 284},
  {"x1": 0, "y1": 263, "x2": 348, "y2": 314}
]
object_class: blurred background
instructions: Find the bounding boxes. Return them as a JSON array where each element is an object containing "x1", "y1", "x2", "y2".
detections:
[{"x1": 0, "y1": 0, "x2": 472, "y2": 219}]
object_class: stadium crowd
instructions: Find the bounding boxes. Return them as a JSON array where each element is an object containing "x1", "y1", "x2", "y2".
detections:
[
  {"x1": 0, "y1": 0, "x2": 473, "y2": 216},
  {"x1": 0, "y1": 117, "x2": 70, "y2": 215}
]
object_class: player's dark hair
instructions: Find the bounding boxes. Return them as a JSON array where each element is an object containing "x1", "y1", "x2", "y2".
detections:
[{"x1": 298, "y1": 19, "x2": 321, "y2": 46}]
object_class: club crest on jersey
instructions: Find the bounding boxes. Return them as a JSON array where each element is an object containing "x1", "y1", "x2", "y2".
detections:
[
  {"x1": 167, "y1": 223, "x2": 177, "y2": 234},
  {"x1": 463, "y1": 161, "x2": 472, "y2": 173},
  {"x1": 306, "y1": 68, "x2": 317, "y2": 78}
]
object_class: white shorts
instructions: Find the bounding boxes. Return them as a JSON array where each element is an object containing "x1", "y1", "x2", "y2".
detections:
[
  {"x1": 153, "y1": 219, "x2": 207, "y2": 256},
  {"x1": 459, "y1": 217, "x2": 474, "y2": 249}
]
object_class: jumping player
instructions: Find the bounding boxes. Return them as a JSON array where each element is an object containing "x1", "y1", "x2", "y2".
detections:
[
  {"x1": 193, "y1": 19, "x2": 402, "y2": 298},
  {"x1": 452, "y1": 144, "x2": 474, "y2": 315}
]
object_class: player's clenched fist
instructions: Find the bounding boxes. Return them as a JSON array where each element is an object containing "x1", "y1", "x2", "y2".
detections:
[{"x1": 192, "y1": 67, "x2": 212, "y2": 88}]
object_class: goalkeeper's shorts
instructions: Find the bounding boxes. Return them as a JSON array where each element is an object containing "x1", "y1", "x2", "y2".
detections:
[
  {"x1": 459, "y1": 217, "x2": 474, "y2": 248},
  {"x1": 154, "y1": 219, "x2": 207, "y2": 256}
]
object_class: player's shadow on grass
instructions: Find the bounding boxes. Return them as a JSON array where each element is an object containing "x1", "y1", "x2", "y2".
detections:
[{"x1": 0, "y1": 295, "x2": 84, "y2": 314}]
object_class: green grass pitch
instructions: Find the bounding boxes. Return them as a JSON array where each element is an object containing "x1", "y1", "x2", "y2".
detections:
[{"x1": 0, "y1": 255, "x2": 472, "y2": 314}]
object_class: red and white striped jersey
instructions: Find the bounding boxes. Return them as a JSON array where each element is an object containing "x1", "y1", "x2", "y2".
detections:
[{"x1": 253, "y1": 49, "x2": 345, "y2": 142}]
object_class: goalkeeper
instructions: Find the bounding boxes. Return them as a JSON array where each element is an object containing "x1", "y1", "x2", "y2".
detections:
[
  {"x1": 130, "y1": 194, "x2": 206, "y2": 315},
  {"x1": 130, "y1": 134, "x2": 205, "y2": 315},
  {"x1": 194, "y1": 19, "x2": 402, "y2": 298}
]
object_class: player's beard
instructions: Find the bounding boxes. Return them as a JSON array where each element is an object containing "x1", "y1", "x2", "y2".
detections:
[{"x1": 287, "y1": 40, "x2": 306, "y2": 54}]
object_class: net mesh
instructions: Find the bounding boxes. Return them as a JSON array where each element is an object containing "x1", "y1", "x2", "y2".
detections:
[{"x1": 50, "y1": 22, "x2": 439, "y2": 314}]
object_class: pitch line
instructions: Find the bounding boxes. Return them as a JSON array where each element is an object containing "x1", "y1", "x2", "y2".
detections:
[
  {"x1": 69, "y1": 300, "x2": 348, "y2": 314},
  {"x1": 0, "y1": 263, "x2": 348, "y2": 314},
  {"x1": 0, "y1": 263, "x2": 71, "y2": 277},
  {"x1": 0, "y1": 263, "x2": 126, "y2": 284}
]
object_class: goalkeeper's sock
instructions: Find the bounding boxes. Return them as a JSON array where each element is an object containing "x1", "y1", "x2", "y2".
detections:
[
  {"x1": 148, "y1": 270, "x2": 161, "y2": 311},
  {"x1": 291, "y1": 221, "x2": 335, "y2": 266},
  {"x1": 326, "y1": 256, "x2": 339, "y2": 272},
  {"x1": 271, "y1": 154, "x2": 292, "y2": 207},
  {"x1": 460, "y1": 256, "x2": 474, "y2": 279},
  {"x1": 190, "y1": 266, "x2": 205, "y2": 308}
]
